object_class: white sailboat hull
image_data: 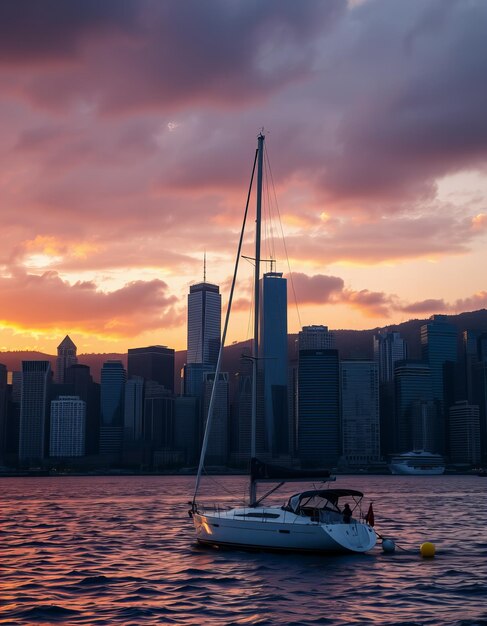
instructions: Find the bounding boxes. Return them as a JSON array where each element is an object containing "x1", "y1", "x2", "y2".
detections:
[{"x1": 193, "y1": 507, "x2": 376, "y2": 554}]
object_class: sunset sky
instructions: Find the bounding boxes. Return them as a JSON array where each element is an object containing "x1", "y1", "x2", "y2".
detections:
[{"x1": 1, "y1": 0, "x2": 487, "y2": 355}]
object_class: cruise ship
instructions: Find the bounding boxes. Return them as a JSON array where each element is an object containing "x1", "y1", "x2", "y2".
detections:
[{"x1": 389, "y1": 450, "x2": 445, "y2": 475}]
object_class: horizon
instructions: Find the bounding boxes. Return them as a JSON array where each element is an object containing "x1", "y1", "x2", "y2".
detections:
[{"x1": 1, "y1": 1, "x2": 487, "y2": 355}]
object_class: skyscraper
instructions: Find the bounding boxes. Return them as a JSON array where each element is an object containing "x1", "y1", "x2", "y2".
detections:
[
  {"x1": 128, "y1": 345, "x2": 175, "y2": 393},
  {"x1": 55, "y1": 335, "x2": 78, "y2": 384},
  {"x1": 421, "y1": 315, "x2": 457, "y2": 404},
  {"x1": 0, "y1": 364, "x2": 7, "y2": 462},
  {"x1": 340, "y1": 360, "x2": 380, "y2": 467},
  {"x1": 394, "y1": 360, "x2": 436, "y2": 453},
  {"x1": 449, "y1": 401, "x2": 481, "y2": 465},
  {"x1": 259, "y1": 272, "x2": 288, "y2": 456},
  {"x1": 298, "y1": 349, "x2": 340, "y2": 468},
  {"x1": 19, "y1": 361, "x2": 52, "y2": 462},
  {"x1": 298, "y1": 325, "x2": 335, "y2": 350},
  {"x1": 50, "y1": 395, "x2": 86, "y2": 457},
  {"x1": 187, "y1": 282, "x2": 221, "y2": 367},
  {"x1": 373, "y1": 331, "x2": 407, "y2": 383},
  {"x1": 203, "y1": 371, "x2": 229, "y2": 465},
  {"x1": 99, "y1": 360, "x2": 126, "y2": 455}
]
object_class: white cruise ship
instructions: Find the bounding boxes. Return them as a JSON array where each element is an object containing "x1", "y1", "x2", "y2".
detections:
[{"x1": 389, "y1": 450, "x2": 445, "y2": 475}]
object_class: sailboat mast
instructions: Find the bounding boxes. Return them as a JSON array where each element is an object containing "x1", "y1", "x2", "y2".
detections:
[{"x1": 250, "y1": 132, "x2": 264, "y2": 504}]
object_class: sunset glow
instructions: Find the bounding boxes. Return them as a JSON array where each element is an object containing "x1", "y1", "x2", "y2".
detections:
[{"x1": 1, "y1": 0, "x2": 487, "y2": 355}]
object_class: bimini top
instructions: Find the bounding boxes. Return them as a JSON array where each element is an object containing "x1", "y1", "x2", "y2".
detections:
[{"x1": 285, "y1": 489, "x2": 364, "y2": 514}]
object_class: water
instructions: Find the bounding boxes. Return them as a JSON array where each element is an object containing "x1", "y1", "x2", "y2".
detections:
[{"x1": 1, "y1": 475, "x2": 486, "y2": 625}]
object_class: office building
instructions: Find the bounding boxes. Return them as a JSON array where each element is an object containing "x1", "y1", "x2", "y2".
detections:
[
  {"x1": 99, "y1": 360, "x2": 126, "y2": 455},
  {"x1": 124, "y1": 376, "x2": 144, "y2": 441},
  {"x1": 449, "y1": 401, "x2": 481, "y2": 465},
  {"x1": 50, "y1": 395, "x2": 86, "y2": 457},
  {"x1": 55, "y1": 335, "x2": 78, "y2": 384},
  {"x1": 340, "y1": 361, "x2": 380, "y2": 467},
  {"x1": 260, "y1": 272, "x2": 288, "y2": 455},
  {"x1": 128, "y1": 345, "x2": 175, "y2": 393},
  {"x1": 298, "y1": 325, "x2": 335, "y2": 350},
  {"x1": 421, "y1": 315, "x2": 457, "y2": 404},
  {"x1": 19, "y1": 361, "x2": 52, "y2": 462},
  {"x1": 373, "y1": 331, "x2": 407, "y2": 384},
  {"x1": 298, "y1": 349, "x2": 340, "y2": 468},
  {"x1": 187, "y1": 281, "x2": 221, "y2": 367},
  {"x1": 203, "y1": 372, "x2": 229, "y2": 466},
  {"x1": 394, "y1": 360, "x2": 437, "y2": 453}
]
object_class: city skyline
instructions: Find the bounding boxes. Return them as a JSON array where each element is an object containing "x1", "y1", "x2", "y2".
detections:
[{"x1": 1, "y1": 1, "x2": 487, "y2": 354}]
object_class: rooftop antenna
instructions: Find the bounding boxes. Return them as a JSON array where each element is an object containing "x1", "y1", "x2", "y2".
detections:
[{"x1": 204, "y1": 250, "x2": 206, "y2": 282}]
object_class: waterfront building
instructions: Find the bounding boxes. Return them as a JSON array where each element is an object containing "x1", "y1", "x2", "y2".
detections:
[
  {"x1": 298, "y1": 349, "x2": 340, "y2": 468},
  {"x1": 49, "y1": 395, "x2": 86, "y2": 457},
  {"x1": 260, "y1": 271, "x2": 288, "y2": 456},
  {"x1": 340, "y1": 360, "x2": 380, "y2": 467},
  {"x1": 128, "y1": 345, "x2": 175, "y2": 393},
  {"x1": 19, "y1": 361, "x2": 52, "y2": 463},
  {"x1": 55, "y1": 335, "x2": 78, "y2": 384},
  {"x1": 449, "y1": 401, "x2": 481, "y2": 465}
]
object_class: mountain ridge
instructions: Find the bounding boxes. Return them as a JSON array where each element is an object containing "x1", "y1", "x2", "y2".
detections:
[{"x1": 2, "y1": 309, "x2": 487, "y2": 384}]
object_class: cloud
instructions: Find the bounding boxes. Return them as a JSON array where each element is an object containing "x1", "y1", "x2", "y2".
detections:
[
  {"x1": 0, "y1": 270, "x2": 183, "y2": 338},
  {"x1": 290, "y1": 272, "x2": 344, "y2": 304},
  {"x1": 398, "y1": 298, "x2": 448, "y2": 314}
]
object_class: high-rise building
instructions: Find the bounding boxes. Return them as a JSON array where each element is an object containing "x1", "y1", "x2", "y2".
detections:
[
  {"x1": 65, "y1": 364, "x2": 100, "y2": 455},
  {"x1": 449, "y1": 401, "x2": 481, "y2": 465},
  {"x1": 298, "y1": 325, "x2": 335, "y2": 350},
  {"x1": 394, "y1": 360, "x2": 437, "y2": 453},
  {"x1": 203, "y1": 372, "x2": 229, "y2": 466},
  {"x1": 19, "y1": 361, "x2": 52, "y2": 462},
  {"x1": 127, "y1": 345, "x2": 175, "y2": 393},
  {"x1": 373, "y1": 331, "x2": 407, "y2": 383},
  {"x1": 99, "y1": 360, "x2": 126, "y2": 455},
  {"x1": 187, "y1": 282, "x2": 221, "y2": 367},
  {"x1": 174, "y1": 396, "x2": 199, "y2": 465},
  {"x1": 298, "y1": 349, "x2": 340, "y2": 468},
  {"x1": 124, "y1": 376, "x2": 144, "y2": 441},
  {"x1": 55, "y1": 335, "x2": 78, "y2": 384},
  {"x1": 0, "y1": 364, "x2": 7, "y2": 462},
  {"x1": 260, "y1": 272, "x2": 288, "y2": 456},
  {"x1": 144, "y1": 381, "x2": 174, "y2": 462},
  {"x1": 340, "y1": 361, "x2": 380, "y2": 467},
  {"x1": 50, "y1": 396, "x2": 86, "y2": 457},
  {"x1": 421, "y1": 315, "x2": 457, "y2": 404}
]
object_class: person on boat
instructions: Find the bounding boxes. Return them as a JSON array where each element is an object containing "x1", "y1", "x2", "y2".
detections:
[{"x1": 342, "y1": 503, "x2": 352, "y2": 524}]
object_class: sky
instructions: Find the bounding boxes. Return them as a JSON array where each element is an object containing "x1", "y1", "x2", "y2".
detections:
[{"x1": 1, "y1": 0, "x2": 487, "y2": 355}]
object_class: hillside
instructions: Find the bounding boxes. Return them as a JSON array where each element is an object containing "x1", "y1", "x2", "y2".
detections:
[{"x1": 2, "y1": 309, "x2": 487, "y2": 385}]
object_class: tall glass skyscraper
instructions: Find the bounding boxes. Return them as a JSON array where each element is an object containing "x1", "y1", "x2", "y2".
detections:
[
  {"x1": 187, "y1": 282, "x2": 221, "y2": 367},
  {"x1": 421, "y1": 315, "x2": 457, "y2": 403},
  {"x1": 259, "y1": 272, "x2": 288, "y2": 455},
  {"x1": 373, "y1": 331, "x2": 407, "y2": 383},
  {"x1": 100, "y1": 360, "x2": 127, "y2": 426},
  {"x1": 298, "y1": 349, "x2": 340, "y2": 468},
  {"x1": 19, "y1": 360, "x2": 52, "y2": 462},
  {"x1": 341, "y1": 360, "x2": 380, "y2": 467}
]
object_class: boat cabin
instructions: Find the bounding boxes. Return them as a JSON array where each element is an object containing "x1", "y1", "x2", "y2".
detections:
[{"x1": 283, "y1": 489, "x2": 364, "y2": 523}]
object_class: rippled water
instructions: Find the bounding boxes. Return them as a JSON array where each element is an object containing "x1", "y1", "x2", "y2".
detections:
[{"x1": 1, "y1": 474, "x2": 486, "y2": 625}]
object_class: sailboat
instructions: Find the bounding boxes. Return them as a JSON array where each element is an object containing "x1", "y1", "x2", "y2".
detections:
[{"x1": 190, "y1": 133, "x2": 377, "y2": 554}]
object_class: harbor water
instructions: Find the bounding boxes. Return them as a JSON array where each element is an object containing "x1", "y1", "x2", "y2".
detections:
[{"x1": 1, "y1": 475, "x2": 486, "y2": 625}]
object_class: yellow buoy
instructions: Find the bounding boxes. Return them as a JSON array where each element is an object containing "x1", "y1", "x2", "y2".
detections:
[{"x1": 420, "y1": 542, "x2": 436, "y2": 558}]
